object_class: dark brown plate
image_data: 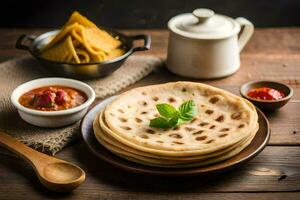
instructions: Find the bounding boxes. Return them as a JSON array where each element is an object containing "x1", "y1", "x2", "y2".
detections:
[{"x1": 81, "y1": 96, "x2": 270, "y2": 176}]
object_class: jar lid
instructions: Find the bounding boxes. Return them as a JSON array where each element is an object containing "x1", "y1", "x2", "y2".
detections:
[{"x1": 168, "y1": 8, "x2": 240, "y2": 39}]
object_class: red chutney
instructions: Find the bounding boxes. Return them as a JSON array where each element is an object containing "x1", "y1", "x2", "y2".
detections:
[
  {"x1": 19, "y1": 86, "x2": 87, "y2": 111},
  {"x1": 247, "y1": 87, "x2": 285, "y2": 100}
]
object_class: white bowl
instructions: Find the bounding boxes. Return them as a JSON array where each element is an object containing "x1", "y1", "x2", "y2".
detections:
[{"x1": 11, "y1": 78, "x2": 95, "y2": 128}]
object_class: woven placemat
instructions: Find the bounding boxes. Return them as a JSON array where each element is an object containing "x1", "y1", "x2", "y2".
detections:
[{"x1": 0, "y1": 55, "x2": 162, "y2": 155}]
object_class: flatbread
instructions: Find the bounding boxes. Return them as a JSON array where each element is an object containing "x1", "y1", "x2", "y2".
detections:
[
  {"x1": 94, "y1": 112, "x2": 258, "y2": 168},
  {"x1": 112, "y1": 129, "x2": 256, "y2": 168},
  {"x1": 92, "y1": 82, "x2": 259, "y2": 168},
  {"x1": 104, "y1": 82, "x2": 258, "y2": 154},
  {"x1": 94, "y1": 112, "x2": 258, "y2": 161},
  {"x1": 99, "y1": 109, "x2": 257, "y2": 158}
]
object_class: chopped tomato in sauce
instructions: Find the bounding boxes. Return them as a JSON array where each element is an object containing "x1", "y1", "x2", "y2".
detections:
[
  {"x1": 247, "y1": 87, "x2": 285, "y2": 100},
  {"x1": 19, "y1": 86, "x2": 87, "y2": 111}
]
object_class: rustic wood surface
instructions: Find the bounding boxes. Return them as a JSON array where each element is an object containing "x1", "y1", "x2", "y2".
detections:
[{"x1": 0, "y1": 28, "x2": 299, "y2": 199}]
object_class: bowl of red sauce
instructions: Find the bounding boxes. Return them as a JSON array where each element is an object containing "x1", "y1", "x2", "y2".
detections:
[
  {"x1": 11, "y1": 78, "x2": 95, "y2": 127},
  {"x1": 240, "y1": 80, "x2": 293, "y2": 111}
]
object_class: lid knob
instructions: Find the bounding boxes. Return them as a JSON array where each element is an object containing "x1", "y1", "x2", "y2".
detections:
[{"x1": 192, "y1": 8, "x2": 215, "y2": 23}]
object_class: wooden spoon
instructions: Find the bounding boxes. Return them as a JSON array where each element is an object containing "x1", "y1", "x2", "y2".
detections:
[{"x1": 0, "y1": 131, "x2": 85, "y2": 192}]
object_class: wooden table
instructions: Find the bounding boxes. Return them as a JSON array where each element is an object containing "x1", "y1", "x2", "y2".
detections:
[{"x1": 0, "y1": 28, "x2": 299, "y2": 200}]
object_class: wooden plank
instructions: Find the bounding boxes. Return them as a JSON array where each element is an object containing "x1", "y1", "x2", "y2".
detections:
[
  {"x1": 62, "y1": 145, "x2": 300, "y2": 192},
  {"x1": 127, "y1": 57, "x2": 300, "y2": 98},
  {"x1": 1, "y1": 28, "x2": 300, "y2": 62},
  {"x1": 123, "y1": 28, "x2": 300, "y2": 57},
  {"x1": 0, "y1": 145, "x2": 299, "y2": 195},
  {"x1": 0, "y1": 191, "x2": 299, "y2": 200},
  {"x1": 267, "y1": 102, "x2": 300, "y2": 145}
]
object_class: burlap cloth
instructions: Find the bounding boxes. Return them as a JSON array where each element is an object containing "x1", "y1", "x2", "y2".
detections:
[{"x1": 0, "y1": 55, "x2": 162, "y2": 155}]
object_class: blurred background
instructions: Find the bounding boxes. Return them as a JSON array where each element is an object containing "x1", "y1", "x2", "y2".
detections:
[{"x1": 1, "y1": 0, "x2": 300, "y2": 28}]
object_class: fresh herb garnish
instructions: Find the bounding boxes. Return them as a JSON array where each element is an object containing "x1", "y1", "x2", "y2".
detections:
[{"x1": 149, "y1": 100, "x2": 197, "y2": 128}]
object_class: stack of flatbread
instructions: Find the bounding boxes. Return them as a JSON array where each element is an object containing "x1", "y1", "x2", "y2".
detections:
[
  {"x1": 40, "y1": 11, "x2": 124, "y2": 63},
  {"x1": 93, "y1": 82, "x2": 259, "y2": 168}
]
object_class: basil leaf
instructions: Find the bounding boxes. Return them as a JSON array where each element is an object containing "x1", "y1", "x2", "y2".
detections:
[
  {"x1": 178, "y1": 100, "x2": 197, "y2": 121},
  {"x1": 149, "y1": 100, "x2": 197, "y2": 129},
  {"x1": 156, "y1": 103, "x2": 178, "y2": 119},
  {"x1": 150, "y1": 117, "x2": 174, "y2": 128}
]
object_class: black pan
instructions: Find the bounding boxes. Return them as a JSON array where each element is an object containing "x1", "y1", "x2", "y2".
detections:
[{"x1": 16, "y1": 29, "x2": 151, "y2": 79}]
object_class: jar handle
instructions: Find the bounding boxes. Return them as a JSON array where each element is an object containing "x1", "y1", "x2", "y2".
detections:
[{"x1": 236, "y1": 17, "x2": 254, "y2": 52}]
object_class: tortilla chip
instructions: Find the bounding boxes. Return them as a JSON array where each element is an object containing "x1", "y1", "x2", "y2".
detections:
[
  {"x1": 41, "y1": 36, "x2": 79, "y2": 63},
  {"x1": 65, "y1": 11, "x2": 98, "y2": 28},
  {"x1": 40, "y1": 11, "x2": 124, "y2": 63}
]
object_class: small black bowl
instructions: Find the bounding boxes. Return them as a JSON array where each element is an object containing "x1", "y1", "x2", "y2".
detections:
[{"x1": 240, "y1": 80, "x2": 293, "y2": 111}]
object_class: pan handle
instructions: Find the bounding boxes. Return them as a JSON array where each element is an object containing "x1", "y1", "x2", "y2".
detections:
[
  {"x1": 130, "y1": 35, "x2": 151, "y2": 52},
  {"x1": 16, "y1": 34, "x2": 36, "y2": 50}
]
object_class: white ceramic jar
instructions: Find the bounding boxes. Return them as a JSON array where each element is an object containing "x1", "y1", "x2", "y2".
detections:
[{"x1": 166, "y1": 8, "x2": 254, "y2": 79}]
